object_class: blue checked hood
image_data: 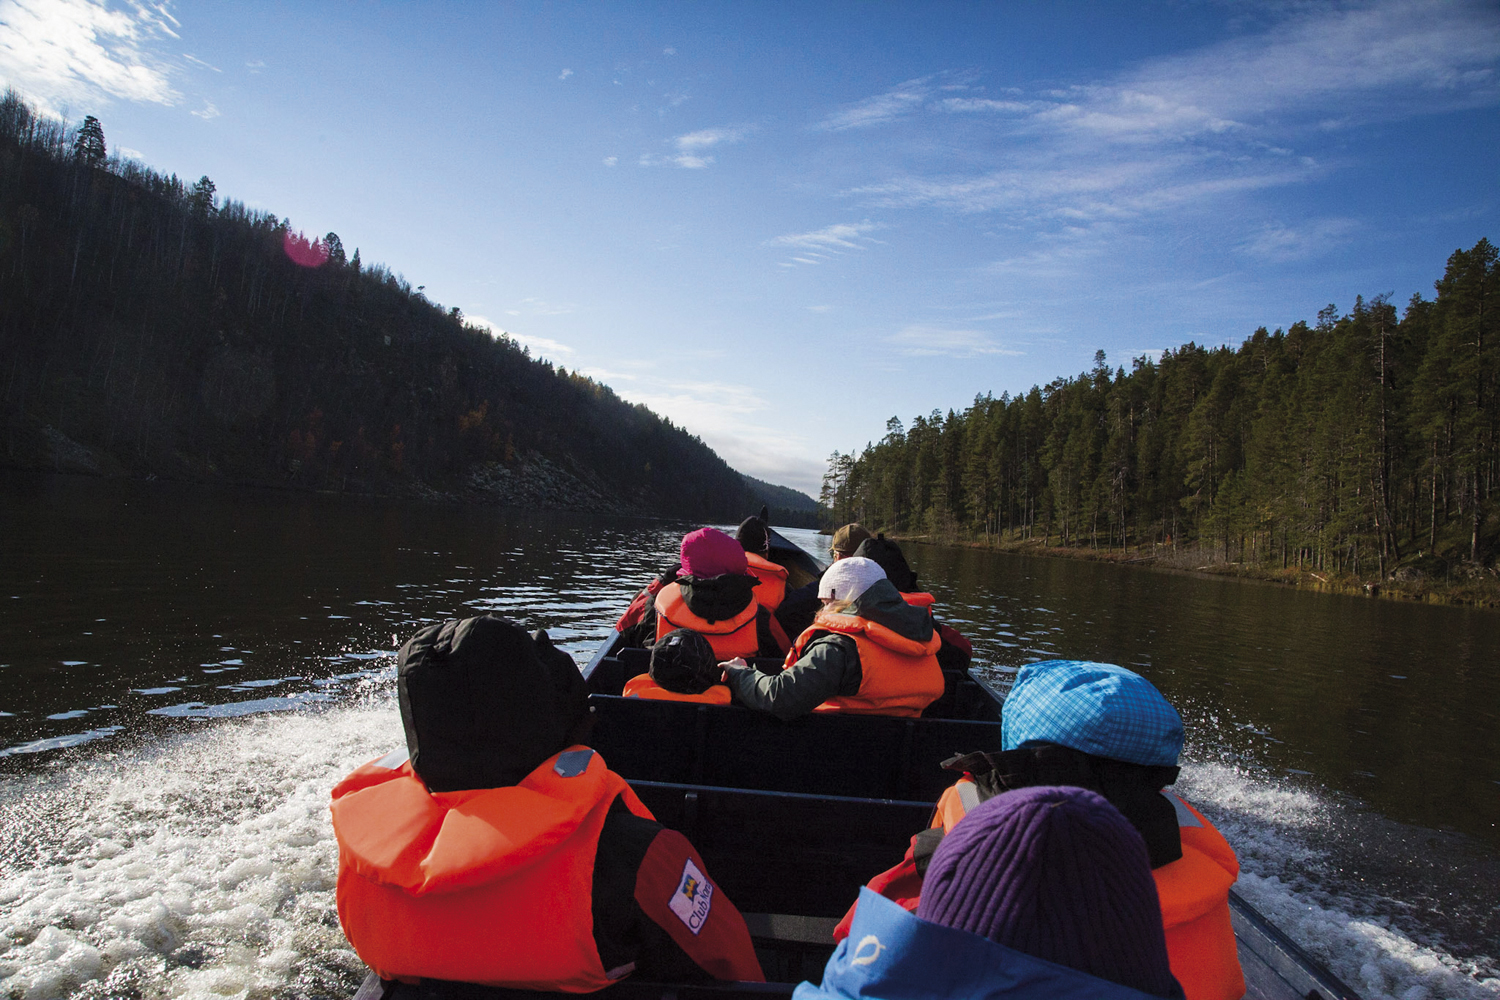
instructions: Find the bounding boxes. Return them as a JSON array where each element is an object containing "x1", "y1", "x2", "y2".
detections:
[
  {"x1": 793, "y1": 889, "x2": 1183, "y2": 1000},
  {"x1": 1001, "y1": 660, "x2": 1183, "y2": 767}
]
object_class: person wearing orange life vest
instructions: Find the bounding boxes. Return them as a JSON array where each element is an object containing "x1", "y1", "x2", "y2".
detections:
[
  {"x1": 833, "y1": 661, "x2": 1245, "y2": 1000},
  {"x1": 723, "y1": 557, "x2": 944, "y2": 720},
  {"x1": 623, "y1": 628, "x2": 733, "y2": 705},
  {"x1": 734, "y1": 511, "x2": 788, "y2": 612},
  {"x1": 330, "y1": 615, "x2": 762, "y2": 996},
  {"x1": 653, "y1": 527, "x2": 789, "y2": 660}
]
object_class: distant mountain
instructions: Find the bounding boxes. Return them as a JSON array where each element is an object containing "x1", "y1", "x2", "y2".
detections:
[
  {"x1": 740, "y1": 474, "x2": 821, "y2": 528},
  {"x1": 0, "y1": 92, "x2": 774, "y2": 521}
]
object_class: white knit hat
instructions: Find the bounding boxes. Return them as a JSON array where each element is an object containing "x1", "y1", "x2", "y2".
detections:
[{"x1": 818, "y1": 556, "x2": 887, "y2": 602}]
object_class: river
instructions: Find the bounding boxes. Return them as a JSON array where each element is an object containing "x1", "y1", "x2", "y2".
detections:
[{"x1": 0, "y1": 473, "x2": 1496, "y2": 1000}]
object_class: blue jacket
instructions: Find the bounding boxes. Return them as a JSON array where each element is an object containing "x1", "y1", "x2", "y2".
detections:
[{"x1": 793, "y1": 890, "x2": 1185, "y2": 1000}]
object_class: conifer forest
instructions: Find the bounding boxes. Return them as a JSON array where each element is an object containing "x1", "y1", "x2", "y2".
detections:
[
  {"x1": 821, "y1": 240, "x2": 1498, "y2": 587},
  {"x1": 0, "y1": 93, "x2": 814, "y2": 524}
]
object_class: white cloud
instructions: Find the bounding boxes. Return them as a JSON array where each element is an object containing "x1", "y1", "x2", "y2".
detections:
[
  {"x1": 1238, "y1": 218, "x2": 1360, "y2": 262},
  {"x1": 467, "y1": 314, "x2": 576, "y2": 360},
  {"x1": 674, "y1": 126, "x2": 748, "y2": 151},
  {"x1": 558, "y1": 67, "x2": 572, "y2": 80},
  {"x1": 768, "y1": 221, "x2": 882, "y2": 251},
  {"x1": 819, "y1": 77, "x2": 930, "y2": 130},
  {"x1": 190, "y1": 99, "x2": 217, "y2": 119},
  {"x1": 663, "y1": 46, "x2": 675, "y2": 56},
  {"x1": 826, "y1": 0, "x2": 1498, "y2": 274},
  {"x1": 807, "y1": 305, "x2": 832, "y2": 313},
  {"x1": 767, "y1": 221, "x2": 883, "y2": 266},
  {"x1": 181, "y1": 52, "x2": 217, "y2": 72},
  {"x1": 639, "y1": 130, "x2": 749, "y2": 169},
  {"x1": 0, "y1": 0, "x2": 181, "y2": 113},
  {"x1": 884, "y1": 325, "x2": 1024, "y2": 358},
  {"x1": 245, "y1": 59, "x2": 264, "y2": 73},
  {"x1": 602, "y1": 155, "x2": 617, "y2": 167}
]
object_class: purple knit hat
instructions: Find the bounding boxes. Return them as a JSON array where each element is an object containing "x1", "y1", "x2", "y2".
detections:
[
  {"x1": 917, "y1": 786, "x2": 1178, "y2": 998},
  {"x1": 679, "y1": 527, "x2": 749, "y2": 579}
]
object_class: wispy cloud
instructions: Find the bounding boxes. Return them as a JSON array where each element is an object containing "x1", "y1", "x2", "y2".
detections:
[
  {"x1": 885, "y1": 325, "x2": 1024, "y2": 358},
  {"x1": 182, "y1": 52, "x2": 218, "y2": 72},
  {"x1": 0, "y1": 0, "x2": 182, "y2": 113},
  {"x1": 767, "y1": 221, "x2": 883, "y2": 267},
  {"x1": 1238, "y1": 217, "x2": 1360, "y2": 262},
  {"x1": 826, "y1": 0, "x2": 1498, "y2": 266},
  {"x1": 558, "y1": 67, "x2": 572, "y2": 80},
  {"x1": 662, "y1": 46, "x2": 675, "y2": 56},
  {"x1": 819, "y1": 77, "x2": 931, "y2": 130},
  {"x1": 602, "y1": 155, "x2": 618, "y2": 167},
  {"x1": 190, "y1": 99, "x2": 217, "y2": 119},
  {"x1": 638, "y1": 126, "x2": 748, "y2": 169},
  {"x1": 468, "y1": 314, "x2": 576, "y2": 360},
  {"x1": 245, "y1": 59, "x2": 264, "y2": 73},
  {"x1": 675, "y1": 126, "x2": 748, "y2": 151}
]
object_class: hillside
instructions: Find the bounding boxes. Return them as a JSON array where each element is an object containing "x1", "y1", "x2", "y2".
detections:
[
  {"x1": 740, "y1": 473, "x2": 820, "y2": 528},
  {"x1": 0, "y1": 94, "x2": 788, "y2": 521}
]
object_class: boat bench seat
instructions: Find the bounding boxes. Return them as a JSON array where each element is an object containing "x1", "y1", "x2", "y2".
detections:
[{"x1": 592, "y1": 695, "x2": 1000, "y2": 801}]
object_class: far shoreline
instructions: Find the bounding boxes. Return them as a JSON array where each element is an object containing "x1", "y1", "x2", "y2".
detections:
[{"x1": 861, "y1": 530, "x2": 1500, "y2": 611}]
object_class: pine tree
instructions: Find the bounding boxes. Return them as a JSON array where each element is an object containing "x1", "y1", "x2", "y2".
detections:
[
  {"x1": 323, "y1": 232, "x2": 346, "y2": 266},
  {"x1": 189, "y1": 175, "x2": 216, "y2": 217},
  {"x1": 72, "y1": 115, "x2": 105, "y2": 165}
]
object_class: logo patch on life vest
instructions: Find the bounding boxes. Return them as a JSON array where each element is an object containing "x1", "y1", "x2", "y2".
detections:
[
  {"x1": 668, "y1": 857, "x2": 713, "y2": 934},
  {"x1": 851, "y1": 935, "x2": 885, "y2": 967}
]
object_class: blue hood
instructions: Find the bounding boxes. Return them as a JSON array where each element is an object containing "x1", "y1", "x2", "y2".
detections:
[{"x1": 793, "y1": 889, "x2": 1183, "y2": 1000}]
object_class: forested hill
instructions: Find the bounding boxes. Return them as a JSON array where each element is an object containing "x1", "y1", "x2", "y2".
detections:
[
  {"x1": 0, "y1": 92, "x2": 796, "y2": 523},
  {"x1": 822, "y1": 238, "x2": 1499, "y2": 582}
]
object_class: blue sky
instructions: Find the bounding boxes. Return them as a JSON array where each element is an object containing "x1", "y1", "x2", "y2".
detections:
[{"x1": 2, "y1": 1, "x2": 1497, "y2": 496}]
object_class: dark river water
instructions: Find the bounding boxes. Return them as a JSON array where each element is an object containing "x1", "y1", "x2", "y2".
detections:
[{"x1": 1, "y1": 473, "x2": 1497, "y2": 1000}]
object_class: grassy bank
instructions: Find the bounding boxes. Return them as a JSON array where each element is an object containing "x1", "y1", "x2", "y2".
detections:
[{"x1": 881, "y1": 531, "x2": 1500, "y2": 609}]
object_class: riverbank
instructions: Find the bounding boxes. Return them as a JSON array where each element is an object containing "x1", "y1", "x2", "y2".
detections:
[{"x1": 882, "y1": 531, "x2": 1500, "y2": 609}]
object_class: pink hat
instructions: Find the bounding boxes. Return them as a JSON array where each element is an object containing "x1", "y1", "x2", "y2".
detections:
[{"x1": 679, "y1": 527, "x2": 749, "y2": 578}]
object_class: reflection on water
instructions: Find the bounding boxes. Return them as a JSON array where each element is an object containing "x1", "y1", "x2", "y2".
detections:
[{"x1": 1, "y1": 474, "x2": 1497, "y2": 1000}]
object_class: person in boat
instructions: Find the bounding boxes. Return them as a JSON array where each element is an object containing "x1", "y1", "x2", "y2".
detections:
[
  {"x1": 851, "y1": 533, "x2": 973, "y2": 673},
  {"x1": 774, "y1": 522, "x2": 875, "y2": 639},
  {"x1": 735, "y1": 510, "x2": 788, "y2": 612},
  {"x1": 622, "y1": 627, "x2": 732, "y2": 705},
  {"x1": 796, "y1": 785, "x2": 1185, "y2": 1000},
  {"x1": 833, "y1": 660, "x2": 1245, "y2": 1000},
  {"x1": 330, "y1": 615, "x2": 764, "y2": 993},
  {"x1": 616, "y1": 527, "x2": 789, "y2": 659},
  {"x1": 723, "y1": 556, "x2": 944, "y2": 720}
]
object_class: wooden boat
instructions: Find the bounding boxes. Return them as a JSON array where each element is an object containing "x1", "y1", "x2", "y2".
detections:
[{"x1": 352, "y1": 527, "x2": 1361, "y2": 1000}]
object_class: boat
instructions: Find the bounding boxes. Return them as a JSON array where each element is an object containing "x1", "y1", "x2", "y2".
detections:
[{"x1": 352, "y1": 526, "x2": 1361, "y2": 1000}]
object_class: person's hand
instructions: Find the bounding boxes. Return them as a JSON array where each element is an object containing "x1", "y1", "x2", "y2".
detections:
[{"x1": 718, "y1": 656, "x2": 748, "y2": 682}]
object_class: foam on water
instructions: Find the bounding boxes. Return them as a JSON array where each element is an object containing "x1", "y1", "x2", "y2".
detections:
[
  {"x1": 0, "y1": 687, "x2": 401, "y2": 1000},
  {"x1": 1179, "y1": 762, "x2": 1500, "y2": 999}
]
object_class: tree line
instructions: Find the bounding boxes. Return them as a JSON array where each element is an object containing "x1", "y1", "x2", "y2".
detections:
[
  {"x1": 0, "y1": 92, "x2": 811, "y2": 524},
  {"x1": 821, "y1": 239, "x2": 1498, "y2": 580}
]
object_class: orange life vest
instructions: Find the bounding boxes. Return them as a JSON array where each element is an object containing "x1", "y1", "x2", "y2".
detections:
[
  {"x1": 900, "y1": 591, "x2": 935, "y2": 608},
  {"x1": 743, "y1": 553, "x2": 788, "y2": 611},
  {"x1": 331, "y1": 746, "x2": 654, "y2": 992},
  {"x1": 623, "y1": 673, "x2": 733, "y2": 705},
  {"x1": 932, "y1": 779, "x2": 1246, "y2": 1000},
  {"x1": 654, "y1": 582, "x2": 761, "y2": 661},
  {"x1": 785, "y1": 611, "x2": 944, "y2": 717}
]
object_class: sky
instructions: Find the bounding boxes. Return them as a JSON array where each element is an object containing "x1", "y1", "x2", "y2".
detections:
[{"x1": 2, "y1": 1, "x2": 1497, "y2": 497}]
